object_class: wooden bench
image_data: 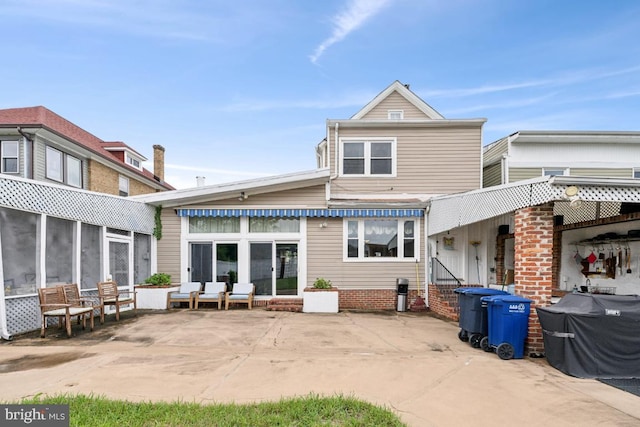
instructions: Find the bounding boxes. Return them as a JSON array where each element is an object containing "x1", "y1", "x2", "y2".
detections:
[{"x1": 38, "y1": 284, "x2": 95, "y2": 338}]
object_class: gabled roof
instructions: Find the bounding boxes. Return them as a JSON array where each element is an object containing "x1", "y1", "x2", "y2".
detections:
[
  {"x1": 0, "y1": 106, "x2": 173, "y2": 190},
  {"x1": 131, "y1": 168, "x2": 331, "y2": 207},
  {"x1": 351, "y1": 80, "x2": 445, "y2": 120}
]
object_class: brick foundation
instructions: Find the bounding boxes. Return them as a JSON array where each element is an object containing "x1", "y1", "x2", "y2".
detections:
[{"x1": 338, "y1": 288, "x2": 424, "y2": 311}]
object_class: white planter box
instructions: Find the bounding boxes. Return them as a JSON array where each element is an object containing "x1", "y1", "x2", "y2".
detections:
[
  {"x1": 135, "y1": 285, "x2": 180, "y2": 309},
  {"x1": 303, "y1": 288, "x2": 339, "y2": 313}
]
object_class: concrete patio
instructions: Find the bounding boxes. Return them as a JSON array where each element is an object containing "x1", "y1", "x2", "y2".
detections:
[{"x1": 1, "y1": 308, "x2": 639, "y2": 426}]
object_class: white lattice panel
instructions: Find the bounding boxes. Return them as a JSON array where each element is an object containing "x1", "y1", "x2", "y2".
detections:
[
  {"x1": 6, "y1": 296, "x2": 41, "y2": 336},
  {"x1": 0, "y1": 177, "x2": 155, "y2": 233},
  {"x1": 429, "y1": 180, "x2": 640, "y2": 235}
]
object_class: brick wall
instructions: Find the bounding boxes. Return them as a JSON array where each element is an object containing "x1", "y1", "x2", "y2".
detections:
[
  {"x1": 427, "y1": 284, "x2": 459, "y2": 320},
  {"x1": 88, "y1": 159, "x2": 158, "y2": 196},
  {"x1": 514, "y1": 203, "x2": 554, "y2": 356},
  {"x1": 338, "y1": 288, "x2": 424, "y2": 310}
]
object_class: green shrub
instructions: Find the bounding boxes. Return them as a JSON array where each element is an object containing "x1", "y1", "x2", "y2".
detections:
[
  {"x1": 313, "y1": 278, "x2": 333, "y2": 289},
  {"x1": 144, "y1": 273, "x2": 171, "y2": 286}
]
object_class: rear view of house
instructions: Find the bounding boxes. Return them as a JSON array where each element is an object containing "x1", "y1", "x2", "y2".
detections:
[{"x1": 135, "y1": 81, "x2": 486, "y2": 309}]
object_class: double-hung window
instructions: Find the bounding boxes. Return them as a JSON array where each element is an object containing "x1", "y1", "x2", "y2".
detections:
[
  {"x1": 345, "y1": 219, "x2": 417, "y2": 260},
  {"x1": 46, "y1": 146, "x2": 82, "y2": 187},
  {"x1": 341, "y1": 139, "x2": 395, "y2": 176},
  {"x1": 119, "y1": 175, "x2": 129, "y2": 196},
  {"x1": 1, "y1": 140, "x2": 19, "y2": 173}
]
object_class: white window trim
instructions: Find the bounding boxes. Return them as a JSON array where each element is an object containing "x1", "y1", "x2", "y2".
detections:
[
  {"x1": 633, "y1": 169, "x2": 640, "y2": 179},
  {"x1": 342, "y1": 218, "x2": 420, "y2": 262},
  {"x1": 388, "y1": 110, "x2": 404, "y2": 120},
  {"x1": 125, "y1": 153, "x2": 142, "y2": 170},
  {"x1": 45, "y1": 146, "x2": 64, "y2": 182},
  {"x1": 542, "y1": 167, "x2": 569, "y2": 177},
  {"x1": 1, "y1": 140, "x2": 19, "y2": 173},
  {"x1": 65, "y1": 155, "x2": 82, "y2": 188},
  {"x1": 338, "y1": 137, "x2": 397, "y2": 177}
]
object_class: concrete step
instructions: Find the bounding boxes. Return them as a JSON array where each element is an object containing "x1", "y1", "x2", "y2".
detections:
[{"x1": 266, "y1": 298, "x2": 303, "y2": 312}]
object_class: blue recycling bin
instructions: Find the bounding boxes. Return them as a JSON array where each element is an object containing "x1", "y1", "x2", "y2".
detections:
[
  {"x1": 481, "y1": 294, "x2": 532, "y2": 360},
  {"x1": 454, "y1": 287, "x2": 509, "y2": 348}
]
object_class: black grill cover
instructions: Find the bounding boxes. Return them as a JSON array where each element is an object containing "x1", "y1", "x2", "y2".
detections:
[{"x1": 537, "y1": 293, "x2": 640, "y2": 378}]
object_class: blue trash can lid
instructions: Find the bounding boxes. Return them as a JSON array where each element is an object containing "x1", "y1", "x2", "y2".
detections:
[
  {"x1": 481, "y1": 294, "x2": 532, "y2": 304},
  {"x1": 464, "y1": 288, "x2": 510, "y2": 296},
  {"x1": 454, "y1": 287, "x2": 509, "y2": 295}
]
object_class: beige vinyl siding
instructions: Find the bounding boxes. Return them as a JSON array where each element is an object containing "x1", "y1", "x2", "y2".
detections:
[
  {"x1": 483, "y1": 162, "x2": 502, "y2": 187},
  {"x1": 482, "y1": 137, "x2": 508, "y2": 167},
  {"x1": 178, "y1": 185, "x2": 327, "y2": 210},
  {"x1": 156, "y1": 208, "x2": 181, "y2": 284},
  {"x1": 360, "y1": 91, "x2": 430, "y2": 120},
  {"x1": 332, "y1": 126, "x2": 482, "y2": 194},
  {"x1": 306, "y1": 217, "x2": 425, "y2": 290},
  {"x1": 508, "y1": 168, "x2": 541, "y2": 183},
  {"x1": 570, "y1": 168, "x2": 631, "y2": 178}
]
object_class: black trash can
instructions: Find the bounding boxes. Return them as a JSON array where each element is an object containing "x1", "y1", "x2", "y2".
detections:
[
  {"x1": 454, "y1": 287, "x2": 509, "y2": 348},
  {"x1": 396, "y1": 278, "x2": 409, "y2": 312}
]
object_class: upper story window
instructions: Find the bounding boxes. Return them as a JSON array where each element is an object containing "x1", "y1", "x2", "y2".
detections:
[
  {"x1": 340, "y1": 139, "x2": 396, "y2": 176},
  {"x1": 542, "y1": 168, "x2": 568, "y2": 177},
  {"x1": 125, "y1": 153, "x2": 142, "y2": 170},
  {"x1": 1, "y1": 140, "x2": 19, "y2": 174},
  {"x1": 633, "y1": 169, "x2": 640, "y2": 179},
  {"x1": 388, "y1": 110, "x2": 404, "y2": 120},
  {"x1": 119, "y1": 175, "x2": 129, "y2": 196},
  {"x1": 46, "y1": 146, "x2": 82, "y2": 188},
  {"x1": 345, "y1": 219, "x2": 417, "y2": 261}
]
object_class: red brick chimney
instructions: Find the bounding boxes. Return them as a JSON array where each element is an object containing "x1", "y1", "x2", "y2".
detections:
[{"x1": 153, "y1": 144, "x2": 165, "y2": 182}]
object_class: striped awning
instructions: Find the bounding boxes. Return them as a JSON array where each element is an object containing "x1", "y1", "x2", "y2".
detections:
[{"x1": 176, "y1": 208, "x2": 424, "y2": 218}]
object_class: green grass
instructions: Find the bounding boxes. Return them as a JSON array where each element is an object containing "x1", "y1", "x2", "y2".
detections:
[{"x1": 17, "y1": 393, "x2": 406, "y2": 426}]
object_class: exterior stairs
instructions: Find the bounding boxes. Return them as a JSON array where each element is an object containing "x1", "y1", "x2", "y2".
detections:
[{"x1": 266, "y1": 298, "x2": 303, "y2": 312}]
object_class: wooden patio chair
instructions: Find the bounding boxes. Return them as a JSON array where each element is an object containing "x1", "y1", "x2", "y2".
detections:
[
  {"x1": 97, "y1": 281, "x2": 137, "y2": 323},
  {"x1": 194, "y1": 282, "x2": 226, "y2": 310},
  {"x1": 38, "y1": 285, "x2": 94, "y2": 338},
  {"x1": 166, "y1": 282, "x2": 202, "y2": 309},
  {"x1": 225, "y1": 283, "x2": 254, "y2": 310}
]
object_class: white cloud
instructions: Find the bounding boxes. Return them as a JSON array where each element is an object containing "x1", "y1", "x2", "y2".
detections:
[{"x1": 310, "y1": 0, "x2": 392, "y2": 64}]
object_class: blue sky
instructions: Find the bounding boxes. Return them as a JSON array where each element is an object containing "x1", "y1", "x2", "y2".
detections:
[{"x1": 1, "y1": 0, "x2": 639, "y2": 189}]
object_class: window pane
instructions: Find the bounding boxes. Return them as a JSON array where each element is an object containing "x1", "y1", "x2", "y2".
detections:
[
  {"x1": 189, "y1": 217, "x2": 240, "y2": 233},
  {"x1": 371, "y1": 142, "x2": 391, "y2": 157},
  {"x1": 119, "y1": 176, "x2": 129, "y2": 196},
  {"x1": 364, "y1": 220, "x2": 398, "y2": 257},
  {"x1": 348, "y1": 239, "x2": 359, "y2": 257},
  {"x1": 217, "y1": 243, "x2": 238, "y2": 285},
  {"x1": 371, "y1": 159, "x2": 392, "y2": 174},
  {"x1": 404, "y1": 221, "x2": 415, "y2": 258},
  {"x1": 2, "y1": 141, "x2": 18, "y2": 156},
  {"x1": 66, "y1": 155, "x2": 82, "y2": 187},
  {"x1": 134, "y1": 233, "x2": 151, "y2": 285},
  {"x1": 81, "y1": 223, "x2": 101, "y2": 289},
  {"x1": 3, "y1": 158, "x2": 18, "y2": 173},
  {"x1": 249, "y1": 217, "x2": 299, "y2": 233},
  {"x1": 46, "y1": 217, "x2": 75, "y2": 285},
  {"x1": 343, "y1": 159, "x2": 364, "y2": 174},
  {"x1": 46, "y1": 147, "x2": 63, "y2": 182},
  {"x1": 0, "y1": 207, "x2": 37, "y2": 296},
  {"x1": 343, "y1": 142, "x2": 364, "y2": 157}
]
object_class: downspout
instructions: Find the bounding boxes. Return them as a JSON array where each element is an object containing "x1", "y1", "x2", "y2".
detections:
[
  {"x1": 0, "y1": 229, "x2": 13, "y2": 340},
  {"x1": 17, "y1": 127, "x2": 34, "y2": 179},
  {"x1": 424, "y1": 202, "x2": 431, "y2": 305},
  {"x1": 326, "y1": 122, "x2": 339, "y2": 203}
]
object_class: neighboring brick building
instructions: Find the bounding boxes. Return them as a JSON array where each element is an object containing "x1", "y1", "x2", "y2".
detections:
[{"x1": 0, "y1": 106, "x2": 174, "y2": 195}]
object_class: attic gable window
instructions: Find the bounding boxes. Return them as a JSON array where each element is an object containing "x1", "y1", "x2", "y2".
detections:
[
  {"x1": 125, "y1": 153, "x2": 142, "y2": 170},
  {"x1": 388, "y1": 110, "x2": 404, "y2": 120},
  {"x1": 340, "y1": 139, "x2": 396, "y2": 177}
]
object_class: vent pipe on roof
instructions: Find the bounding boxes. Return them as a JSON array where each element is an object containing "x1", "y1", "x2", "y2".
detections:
[
  {"x1": 196, "y1": 176, "x2": 205, "y2": 187},
  {"x1": 153, "y1": 145, "x2": 165, "y2": 182}
]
